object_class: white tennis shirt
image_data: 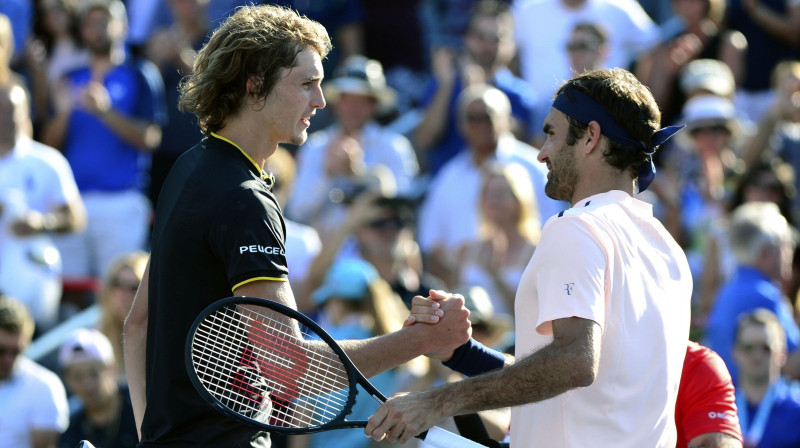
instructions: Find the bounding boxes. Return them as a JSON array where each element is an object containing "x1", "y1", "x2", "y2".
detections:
[{"x1": 511, "y1": 190, "x2": 691, "y2": 447}]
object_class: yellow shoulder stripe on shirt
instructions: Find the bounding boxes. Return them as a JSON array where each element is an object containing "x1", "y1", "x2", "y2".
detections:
[{"x1": 232, "y1": 276, "x2": 289, "y2": 291}]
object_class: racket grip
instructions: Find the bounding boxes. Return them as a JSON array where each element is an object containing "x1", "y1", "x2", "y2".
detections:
[{"x1": 420, "y1": 426, "x2": 487, "y2": 448}]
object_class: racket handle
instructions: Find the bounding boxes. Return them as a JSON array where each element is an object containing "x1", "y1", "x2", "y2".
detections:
[{"x1": 420, "y1": 426, "x2": 488, "y2": 448}]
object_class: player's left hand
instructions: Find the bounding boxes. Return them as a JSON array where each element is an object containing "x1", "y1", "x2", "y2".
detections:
[
  {"x1": 365, "y1": 391, "x2": 442, "y2": 443},
  {"x1": 403, "y1": 294, "x2": 444, "y2": 326}
]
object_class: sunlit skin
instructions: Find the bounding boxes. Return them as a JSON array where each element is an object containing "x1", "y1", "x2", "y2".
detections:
[
  {"x1": 539, "y1": 109, "x2": 580, "y2": 203},
  {"x1": 81, "y1": 8, "x2": 120, "y2": 56},
  {"x1": 221, "y1": 49, "x2": 325, "y2": 167},
  {"x1": 333, "y1": 92, "x2": 376, "y2": 135}
]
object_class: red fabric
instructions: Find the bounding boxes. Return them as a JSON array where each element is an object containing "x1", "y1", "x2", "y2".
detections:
[{"x1": 675, "y1": 341, "x2": 743, "y2": 447}]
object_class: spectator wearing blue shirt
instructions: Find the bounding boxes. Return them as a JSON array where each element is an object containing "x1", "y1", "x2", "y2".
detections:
[
  {"x1": 41, "y1": 0, "x2": 166, "y2": 282},
  {"x1": 413, "y1": 0, "x2": 540, "y2": 175},
  {"x1": 732, "y1": 309, "x2": 800, "y2": 448},
  {"x1": 706, "y1": 201, "x2": 800, "y2": 384}
]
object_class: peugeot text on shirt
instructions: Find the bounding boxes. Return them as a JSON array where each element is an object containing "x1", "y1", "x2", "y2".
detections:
[{"x1": 239, "y1": 244, "x2": 286, "y2": 255}]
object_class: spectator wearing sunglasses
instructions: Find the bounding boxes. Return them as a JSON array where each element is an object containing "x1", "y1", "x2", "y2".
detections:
[
  {"x1": 565, "y1": 22, "x2": 609, "y2": 76},
  {"x1": 96, "y1": 251, "x2": 148, "y2": 383},
  {"x1": 732, "y1": 309, "x2": 800, "y2": 447}
]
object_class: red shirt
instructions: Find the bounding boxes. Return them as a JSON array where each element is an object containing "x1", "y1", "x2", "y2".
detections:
[{"x1": 676, "y1": 342, "x2": 743, "y2": 447}]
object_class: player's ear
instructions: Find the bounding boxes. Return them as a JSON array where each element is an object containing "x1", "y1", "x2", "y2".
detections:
[
  {"x1": 583, "y1": 120, "x2": 603, "y2": 154},
  {"x1": 246, "y1": 76, "x2": 264, "y2": 97}
]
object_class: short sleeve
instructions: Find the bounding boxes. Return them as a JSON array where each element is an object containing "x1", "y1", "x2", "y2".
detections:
[
  {"x1": 31, "y1": 370, "x2": 69, "y2": 432},
  {"x1": 209, "y1": 186, "x2": 289, "y2": 290},
  {"x1": 677, "y1": 345, "x2": 742, "y2": 443},
  {"x1": 532, "y1": 217, "x2": 607, "y2": 335}
]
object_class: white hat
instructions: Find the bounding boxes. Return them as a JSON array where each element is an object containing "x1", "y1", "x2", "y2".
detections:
[
  {"x1": 59, "y1": 328, "x2": 115, "y2": 368},
  {"x1": 680, "y1": 59, "x2": 735, "y2": 98},
  {"x1": 676, "y1": 94, "x2": 743, "y2": 147},
  {"x1": 323, "y1": 56, "x2": 396, "y2": 112}
]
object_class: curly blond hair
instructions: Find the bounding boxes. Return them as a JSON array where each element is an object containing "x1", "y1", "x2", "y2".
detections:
[{"x1": 178, "y1": 5, "x2": 331, "y2": 133}]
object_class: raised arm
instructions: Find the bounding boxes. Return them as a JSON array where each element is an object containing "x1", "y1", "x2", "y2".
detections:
[{"x1": 365, "y1": 316, "x2": 601, "y2": 443}]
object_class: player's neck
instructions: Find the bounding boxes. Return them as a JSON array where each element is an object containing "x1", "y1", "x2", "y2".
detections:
[
  {"x1": 215, "y1": 122, "x2": 276, "y2": 172},
  {"x1": 570, "y1": 170, "x2": 634, "y2": 205}
]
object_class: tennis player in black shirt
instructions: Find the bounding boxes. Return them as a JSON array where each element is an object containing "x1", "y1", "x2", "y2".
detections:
[{"x1": 122, "y1": 5, "x2": 472, "y2": 447}]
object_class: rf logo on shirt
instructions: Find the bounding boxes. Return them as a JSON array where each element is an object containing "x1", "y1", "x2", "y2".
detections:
[{"x1": 564, "y1": 283, "x2": 575, "y2": 295}]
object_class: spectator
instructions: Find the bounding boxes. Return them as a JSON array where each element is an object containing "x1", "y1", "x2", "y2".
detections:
[
  {"x1": 32, "y1": 0, "x2": 88, "y2": 87},
  {"x1": 302, "y1": 192, "x2": 445, "y2": 312},
  {"x1": 728, "y1": 0, "x2": 800, "y2": 123},
  {"x1": 635, "y1": 0, "x2": 746, "y2": 125},
  {"x1": 41, "y1": 0, "x2": 166, "y2": 281},
  {"x1": 740, "y1": 60, "x2": 800, "y2": 207},
  {"x1": 97, "y1": 251, "x2": 148, "y2": 381},
  {"x1": 58, "y1": 328, "x2": 137, "y2": 448},
  {"x1": 695, "y1": 160, "x2": 796, "y2": 326},
  {"x1": 565, "y1": 22, "x2": 609, "y2": 76},
  {"x1": 512, "y1": 0, "x2": 660, "y2": 99},
  {"x1": 732, "y1": 309, "x2": 800, "y2": 447},
  {"x1": 414, "y1": 0, "x2": 539, "y2": 174},
  {"x1": 0, "y1": 82, "x2": 86, "y2": 332},
  {"x1": 656, "y1": 95, "x2": 747, "y2": 299},
  {"x1": 456, "y1": 161, "x2": 540, "y2": 315},
  {"x1": 676, "y1": 341, "x2": 744, "y2": 448},
  {"x1": 417, "y1": 84, "x2": 564, "y2": 284},
  {"x1": 706, "y1": 201, "x2": 800, "y2": 383},
  {"x1": 288, "y1": 55, "x2": 419, "y2": 226},
  {"x1": 0, "y1": 294, "x2": 69, "y2": 448}
]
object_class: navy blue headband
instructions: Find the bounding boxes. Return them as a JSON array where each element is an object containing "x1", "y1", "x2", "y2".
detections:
[{"x1": 552, "y1": 87, "x2": 684, "y2": 191}]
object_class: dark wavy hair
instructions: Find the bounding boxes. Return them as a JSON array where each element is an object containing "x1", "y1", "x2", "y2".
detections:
[
  {"x1": 178, "y1": 5, "x2": 332, "y2": 133},
  {"x1": 556, "y1": 69, "x2": 661, "y2": 178}
]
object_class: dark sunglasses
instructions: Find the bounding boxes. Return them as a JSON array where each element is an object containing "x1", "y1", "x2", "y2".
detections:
[
  {"x1": 368, "y1": 217, "x2": 405, "y2": 231},
  {"x1": 689, "y1": 124, "x2": 731, "y2": 136},
  {"x1": 112, "y1": 279, "x2": 140, "y2": 293},
  {"x1": 466, "y1": 113, "x2": 493, "y2": 124},
  {"x1": 566, "y1": 41, "x2": 599, "y2": 52}
]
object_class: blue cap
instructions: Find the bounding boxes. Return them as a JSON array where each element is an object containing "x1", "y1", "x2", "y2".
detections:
[{"x1": 312, "y1": 259, "x2": 380, "y2": 306}]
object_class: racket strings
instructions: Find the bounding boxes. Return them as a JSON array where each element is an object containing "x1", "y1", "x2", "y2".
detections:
[{"x1": 191, "y1": 305, "x2": 355, "y2": 429}]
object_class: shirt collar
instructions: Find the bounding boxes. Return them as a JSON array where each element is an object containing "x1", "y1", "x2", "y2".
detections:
[{"x1": 209, "y1": 132, "x2": 274, "y2": 188}]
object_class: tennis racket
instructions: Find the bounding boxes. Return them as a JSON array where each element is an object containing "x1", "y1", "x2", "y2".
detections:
[{"x1": 185, "y1": 296, "x2": 486, "y2": 447}]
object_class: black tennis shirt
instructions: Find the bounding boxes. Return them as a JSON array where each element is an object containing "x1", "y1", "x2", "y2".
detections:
[{"x1": 139, "y1": 134, "x2": 288, "y2": 447}]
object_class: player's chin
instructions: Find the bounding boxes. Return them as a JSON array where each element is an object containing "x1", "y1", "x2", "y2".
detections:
[{"x1": 289, "y1": 130, "x2": 309, "y2": 146}]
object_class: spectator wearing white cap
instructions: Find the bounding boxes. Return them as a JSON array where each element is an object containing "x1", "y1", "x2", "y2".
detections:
[
  {"x1": 58, "y1": 328, "x2": 137, "y2": 448},
  {"x1": 287, "y1": 55, "x2": 419, "y2": 229}
]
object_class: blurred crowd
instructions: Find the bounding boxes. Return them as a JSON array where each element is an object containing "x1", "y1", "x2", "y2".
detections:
[{"x1": 0, "y1": 0, "x2": 799, "y2": 446}]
